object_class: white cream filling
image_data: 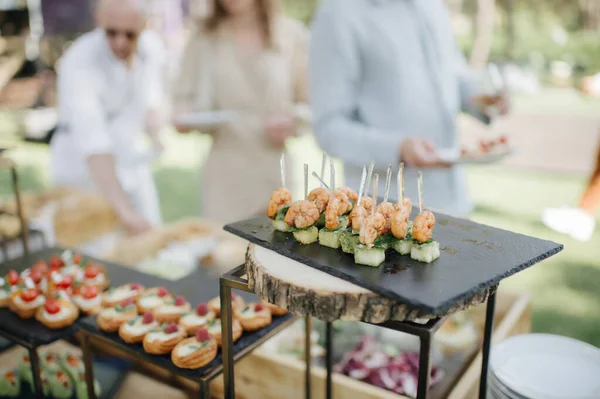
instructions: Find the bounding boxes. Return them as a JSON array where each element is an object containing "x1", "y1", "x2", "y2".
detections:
[
  {"x1": 0, "y1": 290, "x2": 8, "y2": 300},
  {"x1": 175, "y1": 342, "x2": 207, "y2": 357},
  {"x1": 156, "y1": 304, "x2": 188, "y2": 315},
  {"x1": 238, "y1": 308, "x2": 257, "y2": 319},
  {"x1": 146, "y1": 330, "x2": 180, "y2": 343},
  {"x1": 105, "y1": 288, "x2": 134, "y2": 303},
  {"x1": 208, "y1": 322, "x2": 221, "y2": 334},
  {"x1": 13, "y1": 294, "x2": 45, "y2": 309},
  {"x1": 100, "y1": 308, "x2": 117, "y2": 318},
  {"x1": 73, "y1": 295, "x2": 101, "y2": 309},
  {"x1": 40, "y1": 306, "x2": 74, "y2": 322},
  {"x1": 61, "y1": 265, "x2": 80, "y2": 277},
  {"x1": 85, "y1": 274, "x2": 106, "y2": 286},
  {"x1": 139, "y1": 296, "x2": 164, "y2": 308},
  {"x1": 121, "y1": 319, "x2": 158, "y2": 335},
  {"x1": 181, "y1": 313, "x2": 210, "y2": 327}
]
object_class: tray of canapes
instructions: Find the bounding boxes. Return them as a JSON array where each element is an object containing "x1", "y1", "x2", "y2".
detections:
[
  {"x1": 0, "y1": 250, "x2": 110, "y2": 343},
  {"x1": 79, "y1": 284, "x2": 294, "y2": 377},
  {"x1": 225, "y1": 156, "x2": 563, "y2": 315}
]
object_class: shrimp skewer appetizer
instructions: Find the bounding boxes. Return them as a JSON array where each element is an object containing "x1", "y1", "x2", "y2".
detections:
[
  {"x1": 391, "y1": 163, "x2": 414, "y2": 255},
  {"x1": 318, "y1": 161, "x2": 350, "y2": 249},
  {"x1": 355, "y1": 175, "x2": 387, "y2": 267},
  {"x1": 375, "y1": 164, "x2": 396, "y2": 238},
  {"x1": 410, "y1": 172, "x2": 440, "y2": 263},
  {"x1": 284, "y1": 164, "x2": 320, "y2": 244},
  {"x1": 308, "y1": 152, "x2": 330, "y2": 226},
  {"x1": 348, "y1": 162, "x2": 374, "y2": 233},
  {"x1": 340, "y1": 166, "x2": 368, "y2": 254},
  {"x1": 268, "y1": 154, "x2": 293, "y2": 232}
]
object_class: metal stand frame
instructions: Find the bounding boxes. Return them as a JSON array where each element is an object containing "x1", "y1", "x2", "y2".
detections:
[
  {"x1": 220, "y1": 264, "x2": 498, "y2": 399},
  {"x1": 0, "y1": 158, "x2": 47, "y2": 398}
]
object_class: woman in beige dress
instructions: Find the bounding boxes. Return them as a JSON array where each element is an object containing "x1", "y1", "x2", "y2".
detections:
[{"x1": 173, "y1": 0, "x2": 309, "y2": 224}]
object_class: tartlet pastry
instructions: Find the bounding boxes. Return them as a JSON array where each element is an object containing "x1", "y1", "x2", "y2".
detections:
[
  {"x1": 172, "y1": 328, "x2": 218, "y2": 369},
  {"x1": 36, "y1": 297, "x2": 79, "y2": 329},
  {"x1": 153, "y1": 295, "x2": 191, "y2": 324},
  {"x1": 101, "y1": 283, "x2": 143, "y2": 308},
  {"x1": 8, "y1": 288, "x2": 44, "y2": 319},
  {"x1": 136, "y1": 286, "x2": 172, "y2": 314},
  {"x1": 208, "y1": 293, "x2": 245, "y2": 316},
  {"x1": 118, "y1": 311, "x2": 160, "y2": 344},
  {"x1": 78, "y1": 263, "x2": 109, "y2": 290},
  {"x1": 234, "y1": 302, "x2": 272, "y2": 331},
  {"x1": 142, "y1": 322, "x2": 186, "y2": 355},
  {"x1": 206, "y1": 318, "x2": 242, "y2": 347},
  {"x1": 179, "y1": 302, "x2": 216, "y2": 336},
  {"x1": 97, "y1": 298, "x2": 138, "y2": 332},
  {"x1": 261, "y1": 300, "x2": 288, "y2": 316},
  {"x1": 71, "y1": 284, "x2": 102, "y2": 315}
]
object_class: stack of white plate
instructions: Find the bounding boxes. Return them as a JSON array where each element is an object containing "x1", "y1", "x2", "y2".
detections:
[{"x1": 488, "y1": 334, "x2": 600, "y2": 399}]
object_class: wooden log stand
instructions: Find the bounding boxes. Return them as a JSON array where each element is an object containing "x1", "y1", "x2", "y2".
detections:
[{"x1": 245, "y1": 244, "x2": 494, "y2": 323}]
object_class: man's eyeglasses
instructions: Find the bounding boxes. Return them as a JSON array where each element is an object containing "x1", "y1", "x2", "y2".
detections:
[{"x1": 105, "y1": 28, "x2": 138, "y2": 41}]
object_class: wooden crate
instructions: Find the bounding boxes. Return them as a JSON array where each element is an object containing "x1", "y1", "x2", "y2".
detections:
[{"x1": 208, "y1": 289, "x2": 531, "y2": 399}]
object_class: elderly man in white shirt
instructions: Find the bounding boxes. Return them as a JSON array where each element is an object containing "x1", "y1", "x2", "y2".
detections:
[
  {"x1": 310, "y1": 0, "x2": 508, "y2": 216},
  {"x1": 51, "y1": 0, "x2": 166, "y2": 234}
]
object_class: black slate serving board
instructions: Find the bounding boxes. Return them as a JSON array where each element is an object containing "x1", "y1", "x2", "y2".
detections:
[
  {"x1": 224, "y1": 213, "x2": 563, "y2": 314},
  {"x1": 79, "y1": 312, "x2": 294, "y2": 380}
]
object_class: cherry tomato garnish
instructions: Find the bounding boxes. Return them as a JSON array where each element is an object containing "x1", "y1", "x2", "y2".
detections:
[
  {"x1": 44, "y1": 297, "x2": 60, "y2": 314},
  {"x1": 7, "y1": 270, "x2": 19, "y2": 286},
  {"x1": 81, "y1": 285, "x2": 99, "y2": 299},
  {"x1": 20, "y1": 289, "x2": 40, "y2": 302}
]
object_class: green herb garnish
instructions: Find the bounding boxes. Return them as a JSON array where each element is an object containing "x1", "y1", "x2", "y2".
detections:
[
  {"x1": 275, "y1": 206, "x2": 290, "y2": 221},
  {"x1": 374, "y1": 233, "x2": 396, "y2": 249},
  {"x1": 241, "y1": 306, "x2": 250, "y2": 313}
]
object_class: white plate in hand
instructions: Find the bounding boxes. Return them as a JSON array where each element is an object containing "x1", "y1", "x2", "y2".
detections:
[
  {"x1": 438, "y1": 147, "x2": 514, "y2": 165},
  {"x1": 174, "y1": 111, "x2": 236, "y2": 129}
]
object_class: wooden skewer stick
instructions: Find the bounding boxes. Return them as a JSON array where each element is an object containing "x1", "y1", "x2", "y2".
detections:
[
  {"x1": 329, "y1": 159, "x2": 336, "y2": 197},
  {"x1": 320, "y1": 152, "x2": 327, "y2": 188},
  {"x1": 371, "y1": 174, "x2": 379, "y2": 217},
  {"x1": 280, "y1": 154, "x2": 286, "y2": 189},
  {"x1": 357, "y1": 166, "x2": 367, "y2": 208},
  {"x1": 397, "y1": 162, "x2": 404, "y2": 205},
  {"x1": 418, "y1": 171, "x2": 423, "y2": 213},
  {"x1": 383, "y1": 164, "x2": 392, "y2": 203},
  {"x1": 304, "y1": 164, "x2": 309, "y2": 200},
  {"x1": 365, "y1": 161, "x2": 375, "y2": 197},
  {"x1": 311, "y1": 171, "x2": 330, "y2": 190}
]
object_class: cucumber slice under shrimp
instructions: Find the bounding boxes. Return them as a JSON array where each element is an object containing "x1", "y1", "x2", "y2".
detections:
[
  {"x1": 354, "y1": 245, "x2": 386, "y2": 267},
  {"x1": 410, "y1": 240, "x2": 440, "y2": 263},
  {"x1": 340, "y1": 231, "x2": 360, "y2": 254},
  {"x1": 319, "y1": 229, "x2": 342, "y2": 249},
  {"x1": 392, "y1": 239, "x2": 413, "y2": 255},
  {"x1": 273, "y1": 206, "x2": 291, "y2": 232},
  {"x1": 293, "y1": 226, "x2": 319, "y2": 245}
]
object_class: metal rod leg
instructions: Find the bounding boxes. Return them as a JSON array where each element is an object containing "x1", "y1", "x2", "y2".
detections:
[
  {"x1": 81, "y1": 333, "x2": 97, "y2": 399},
  {"x1": 219, "y1": 278, "x2": 234, "y2": 399},
  {"x1": 325, "y1": 321, "x2": 333, "y2": 399},
  {"x1": 416, "y1": 334, "x2": 432, "y2": 399},
  {"x1": 199, "y1": 381, "x2": 210, "y2": 399},
  {"x1": 305, "y1": 316, "x2": 312, "y2": 399},
  {"x1": 479, "y1": 290, "x2": 497, "y2": 399},
  {"x1": 29, "y1": 347, "x2": 43, "y2": 399}
]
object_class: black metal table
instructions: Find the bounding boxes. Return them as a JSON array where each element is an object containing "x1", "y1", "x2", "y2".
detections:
[{"x1": 220, "y1": 213, "x2": 563, "y2": 399}]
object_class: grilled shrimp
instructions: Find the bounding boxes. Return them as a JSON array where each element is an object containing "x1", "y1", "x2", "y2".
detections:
[
  {"x1": 357, "y1": 196, "x2": 373, "y2": 212},
  {"x1": 395, "y1": 197, "x2": 413, "y2": 219},
  {"x1": 337, "y1": 187, "x2": 358, "y2": 203},
  {"x1": 359, "y1": 213, "x2": 386, "y2": 248},
  {"x1": 267, "y1": 188, "x2": 292, "y2": 219},
  {"x1": 325, "y1": 197, "x2": 349, "y2": 230},
  {"x1": 391, "y1": 208, "x2": 409, "y2": 239},
  {"x1": 333, "y1": 190, "x2": 352, "y2": 215},
  {"x1": 308, "y1": 187, "x2": 330, "y2": 213},
  {"x1": 284, "y1": 200, "x2": 320, "y2": 229},
  {"x1": 349, "y1": 205, "x2": 368, "y2": 231},
  {"x1": 376, "y1": 202, "x2": 395, "y2": 234},
  {"x1": 412, "y1": 210, "x2": 435, "y2": 243}
]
